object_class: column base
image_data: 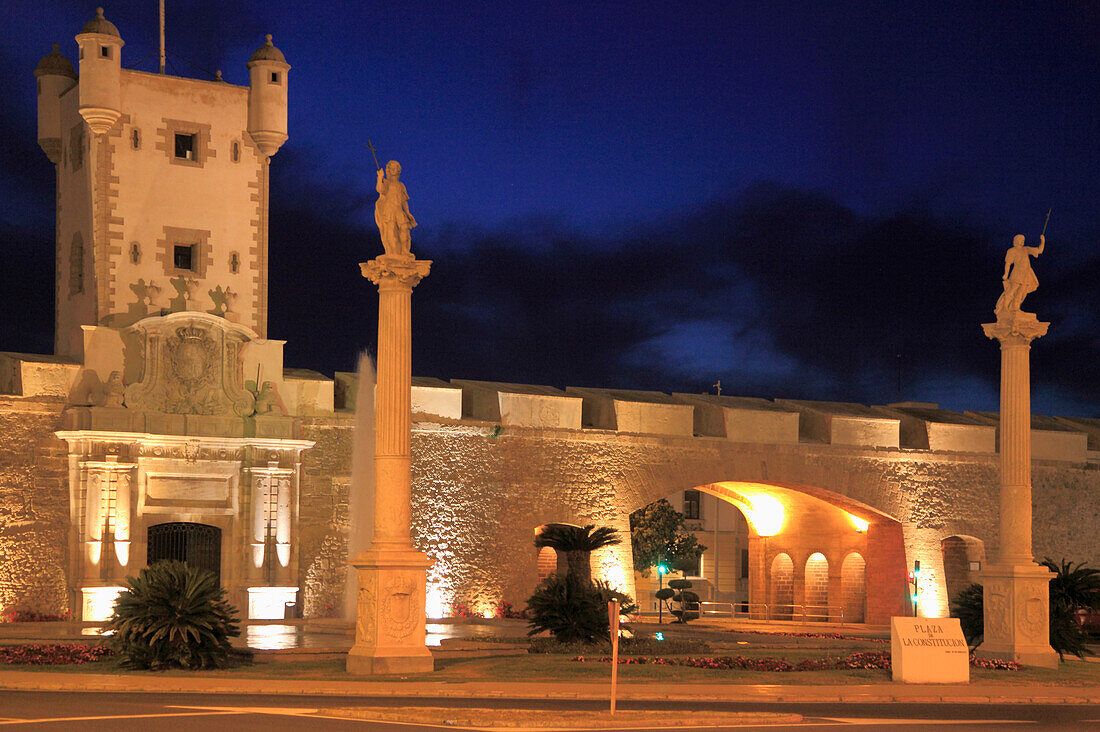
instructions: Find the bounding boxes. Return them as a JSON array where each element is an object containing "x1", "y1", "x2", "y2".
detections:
[
  {"x1": 974, "y1": 562, "x2": 1059, "y2": 669},
  {"x1": 345, "y1": 547, "x2": 434, "y2": 676}
]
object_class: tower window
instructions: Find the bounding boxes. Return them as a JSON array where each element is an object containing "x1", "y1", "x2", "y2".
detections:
[
  {"x1": 683, "y1": 489, "x2": 701, "y2": 520},
  {"x1": 100, "y1": 46, "x2": 112, "y2": 59},
  {"x1": 174, "y1": 133, "x2": 196, "y2": 161},
  {"x1": 70, "y1": 233, "x2": 85, "y2": 295},
  {"x1": 130, "y1": 242, "x2": 141, "y2": 264},
  {"x1": 269, "y1": 71, "x2": 280, "y2": 84},
  {"x1": 174, "y1": 245, "x2": 195, "y2": 271},
  {"x1": 131, "y1": 128, "x2": 141, "y2": 150},
  {"x1": 229, "y1": 252, "x2": 240, "y2": 274},
  {"x1": 231, "y1": 141, "x2": 240, "y2": 162}
]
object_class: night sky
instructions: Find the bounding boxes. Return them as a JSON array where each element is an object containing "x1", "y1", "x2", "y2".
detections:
[{"x1": 2, "y1": 1, "x2": 1097, "y2": 416}]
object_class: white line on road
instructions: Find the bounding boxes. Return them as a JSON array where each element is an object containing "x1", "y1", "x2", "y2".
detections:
[
  {"x1": 169, "y1": 706, "x2": 320, "y2": 716},
  {"x1": 820, "y1": 719, "x2": 1034, "y2": 726},
  {"x1": 0, "y1": 711, "x2": 243, "y2": 726}
]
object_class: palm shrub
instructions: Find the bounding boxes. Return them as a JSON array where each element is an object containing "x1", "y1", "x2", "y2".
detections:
[
  {"x1": 950, "y1": 583, "x2": 984, "y2": 648},
  {"x1": 534, "y1": 523, "x2": 622, "y2": 585},
  {"x1": 526, "y1": 575, "x2": 637, "y2": 643},
  {"x1": 105, "y1": 560, "x2": 241, "y2": 669}
]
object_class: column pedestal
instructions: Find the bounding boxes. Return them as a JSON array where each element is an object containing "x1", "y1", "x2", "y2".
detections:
[
  {"x1": 976, "y1": 310, "x2": 1057, "y2": 669},
  {"x1": 346, "y1": 548, "x2": 434, "y2": 674},
  {"x1": 976, "y1": 562, "x2": 1057, "y2": 667}
]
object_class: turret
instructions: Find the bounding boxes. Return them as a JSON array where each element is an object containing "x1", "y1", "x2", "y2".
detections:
[
  {"x1": 34, "y1": 44, "x2": 78, "y2": 163},
  {"x1": 247, "y1": 35, "x2": 290, "y2": 158},
  {"x1": 75, "y1": 7, "x2": 123, "y2": 135}
]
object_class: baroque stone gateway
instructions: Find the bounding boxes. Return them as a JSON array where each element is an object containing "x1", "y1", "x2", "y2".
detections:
[{"x1": 1, "y1": 10, "x2": 1098, "y2": 636}]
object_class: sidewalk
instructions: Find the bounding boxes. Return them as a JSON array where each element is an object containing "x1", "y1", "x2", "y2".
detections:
[{"x1": 0, "y1": 669, "x2": 1098, "y2": 705}]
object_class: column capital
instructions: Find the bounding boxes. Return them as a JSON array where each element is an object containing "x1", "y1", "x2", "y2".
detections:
[
  {"x1": 982, "y1": 311, "x2": 1049, "y2": 345},
  {"x1": 359, "y1": 254, "x2": 432, "y2": 290}
]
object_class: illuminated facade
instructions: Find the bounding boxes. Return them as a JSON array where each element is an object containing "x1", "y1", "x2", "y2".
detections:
[{"x1": 2, "y1": 10, "x2": 1099, "y2": 628}]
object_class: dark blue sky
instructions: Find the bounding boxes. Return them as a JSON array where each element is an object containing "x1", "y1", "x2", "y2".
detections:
[{"x1": 2, "y1": 1, "x2": 1098, "y2": 416}]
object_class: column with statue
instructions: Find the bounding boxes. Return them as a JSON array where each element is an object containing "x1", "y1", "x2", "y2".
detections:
[
  {"x1": 346, "y1": 154, "x2": 433, "y2": 674},
  {"x1": 976, "y1": 222, "x2": 1058, "y2": 668}
]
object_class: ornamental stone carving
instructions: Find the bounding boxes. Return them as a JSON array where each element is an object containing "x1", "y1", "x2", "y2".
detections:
[
  {"x1": 381, "y1": 573, "x2": 420, "y2": 640},
  {"x1": 124, "y1": 312, "x2": 256, "y2": 417}
]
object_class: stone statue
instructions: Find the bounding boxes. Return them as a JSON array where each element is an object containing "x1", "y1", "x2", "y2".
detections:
[
  {"x1": 375, "y1": 160, "x2": 417, "y2": 256},
  {"x1": 995, "y1": 234, "x2": 1045, "y2": 315},
  {"x1": 254, "y1": 380, "x2": 285, "y2": 416},
  {"x1": 103, "y1": 371, "x2": 125, "y2": 408}
]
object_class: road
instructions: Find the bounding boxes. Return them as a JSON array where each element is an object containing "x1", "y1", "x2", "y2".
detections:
[{"x1": 0, "y1": 691, "x2": 1097, "y2": 730}]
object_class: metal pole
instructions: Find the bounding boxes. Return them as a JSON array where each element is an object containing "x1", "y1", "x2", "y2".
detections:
[
  {"x1": 657, "y1": 571, "x2": 663, "y2": 624},
  {"x1": 158, "y1": 0, "x2": 166, "y2": 74}
]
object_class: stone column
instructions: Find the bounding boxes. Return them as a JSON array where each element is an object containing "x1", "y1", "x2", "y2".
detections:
[
  {"x1": 976, "y1": 311, "x2": 1058, "y2": 668},
  {"x1": 347, "y1": 253, "x2": 433, "y2": 675}
]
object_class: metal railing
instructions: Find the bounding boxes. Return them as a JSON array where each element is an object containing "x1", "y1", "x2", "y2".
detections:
[{"x1": 698, "y1": 601, "x2": 844, "y2": 623}]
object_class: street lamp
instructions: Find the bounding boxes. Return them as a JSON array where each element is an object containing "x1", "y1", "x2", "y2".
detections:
[{"x1": 657, "y1": 564, "x2": 669, "y2": 624}]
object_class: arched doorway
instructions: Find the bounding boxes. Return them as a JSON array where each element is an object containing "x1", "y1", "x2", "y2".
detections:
[
  {"x1": 841, "y1": 551, "x2": 866, "y2": 623},
  {"x1": 805, "y1": 552, "x2": 829, "y2": 621},
  {"x1": 941, "y1": 535, "x2": 985, "y2": 610},
  {"x1": 147, "y1": 522, "x2": 222, "y2": 585},
  {"x1": 536, "y1": 546, "x2": 557, "y2": 581},
  {"x1": 770, "y1": 553, "x2": 794, "y2": 620}
]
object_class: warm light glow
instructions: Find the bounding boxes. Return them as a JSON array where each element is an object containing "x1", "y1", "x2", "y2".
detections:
[
  {"x1": 113, "y1": 540, "x2": 129, "y2": 567},
  {"x1": 744, "y1": 493, "x2": 785, "y2": 536},
  {"x1": 246, "y1": 586, "x2": 298, "y2": 620},
  {"x1": 81, "y1": 586, "x2": 124, "y2": 621},
  {"x1": 86, "y1": 540, "x2": 102, "y2": 566},
  {"x1": 425, "y1": 583, "x2": 450, "y2": 619},
  {"x1": 848, "y1": 513, "x2": 869, "y2": 532}
]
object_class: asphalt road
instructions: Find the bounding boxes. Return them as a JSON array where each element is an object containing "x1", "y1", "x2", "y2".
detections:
[{"x1": 0, "y1": 691, "x2": 1098, "y2": 730}]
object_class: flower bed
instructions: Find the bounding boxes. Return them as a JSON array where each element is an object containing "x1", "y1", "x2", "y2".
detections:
[
  {"x1": 572, "y1": 650, "x2": 1020, "y2": 672},
  {"x1": 0, "y1": 643, "x2": 113, "y2": 665},
  {"x1": 739, "y1": 629, "x2": 889, "y2": 643},
  {"x1": 1, "y1": 610, "x2": 74, "y2": 623}
]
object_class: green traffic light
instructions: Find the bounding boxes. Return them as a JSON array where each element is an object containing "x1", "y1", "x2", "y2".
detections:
[{"x1": 657, "y1": 564, "x2": 669, "y2": 575}]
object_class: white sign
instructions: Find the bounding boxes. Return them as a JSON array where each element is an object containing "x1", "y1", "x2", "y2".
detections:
[{"x1": 890, "y1": 617, "x2": 969, "y2": 683}]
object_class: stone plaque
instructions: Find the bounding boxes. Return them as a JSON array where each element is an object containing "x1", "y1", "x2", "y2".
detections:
[{"x1": 890, "y1": 617, "x2": 969, "y2": 683}]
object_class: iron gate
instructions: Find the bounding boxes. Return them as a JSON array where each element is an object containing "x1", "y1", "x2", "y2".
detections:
[{"x1": 147, "y1": 522, "x2": 221, "y2": 585}]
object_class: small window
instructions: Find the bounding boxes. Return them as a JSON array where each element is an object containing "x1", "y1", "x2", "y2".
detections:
[
  {"x1": 682, "y1": 553, "x2": 701, "y2": 577},
  {"x1": 740, "y1": 548, "x2": 750, "y2": 579},
  {"x1": 79, "y1": 47, "x2": 85, "y2": 60},
  {"x1": 36, "y1": 79, "x2": 42, "y2": 96},
  {"x1": 969, "y1": 561, "x2": 982, "y2": 572},
  {"x1": 231, "y1": 141, "x2": 240, "y2": 162},
  {"x1": 229, "y1": 252, "x2": 240, "y2": 274},
  {"x1": 174, "y1": 133, "x2": 196, "y2": 160},
  {"x1": 269, "y1": 71, "x2": 280, "y2": 84},
  {"x1": 131, "y1": 128, "x2": 141, "y2": 150},
  {"x1": 100, "y1": 45, "x2": 111, "y2": 59},
  {"x1": 683, "y1": 490, "x2": 701, "y2": 520},
  {"x1": 130, "y1": 242, "x2": 141, "y2": 264},
  {"x1": 174, "y1": 244, "x2": 194, "y2": 271}
]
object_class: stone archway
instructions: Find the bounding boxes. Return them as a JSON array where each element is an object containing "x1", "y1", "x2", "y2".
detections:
[
  {"x1": 941, "y1": 535, "x2": 986, "y2": 610},
  {"x1": 622, "y1": 480, "x2": 908, "y2": 624},
  {"x1": 147, "y1": 521, "x2": 222, "y2": 585},
  {"x1": 841, "y1": 551, "x2": 867, "y2": 623},
  {"x1": 770, "y1": 553, "x2": 794, "y2": 619}
]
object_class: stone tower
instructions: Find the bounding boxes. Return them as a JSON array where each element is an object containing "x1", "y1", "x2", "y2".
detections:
[{"x1": 35, "y1": 8, "x2": 290, "y2": 358}]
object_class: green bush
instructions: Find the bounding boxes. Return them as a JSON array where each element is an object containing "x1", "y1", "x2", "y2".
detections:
[
  {"x1": 525, "y1": 575, "x2": 637, "y2": 644},
  {"x1": 657, "y1": 578, "x2": 700, "y2": 623},
  {"x1": 950, "y1": 583, "x2": 984, "y2": 648},
  {"x1": 104, "y1": 561, "x2": 241, "y2": 670}
]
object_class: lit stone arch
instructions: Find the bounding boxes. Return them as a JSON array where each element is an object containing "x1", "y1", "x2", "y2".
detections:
[
  {"x1": 535, "y1": 545, "x2": 557, "y2": 581},
  {"x1": 805, "y1": 552, "x2": 829, "y2": 619},
  {"x1": 770, "y1": 553, "x2": 794, "y2": 620},
  {"x1": 841, "y1": 551, "x2": 867, "y2": 623},
  {"x1": 941, "y1": 534, "x2": 986, "y2": 609}
]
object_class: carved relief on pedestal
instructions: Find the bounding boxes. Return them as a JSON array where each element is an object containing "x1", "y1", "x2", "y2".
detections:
[
  {"x1": 124, "y1": 312, "x2": 256, "y2": 417},
  {"x1": 355, "y1": 573, "x2": 377, "y2": 647},
  {"x1": 381, "y1": 573, "x2": 421, "y2": 640},
  {"x1": 985, "y1": 589, "x2": 1011, "y2": 639},
  {"x1": 1018, "y1": 593, "x2": 1047, "y2": 642}
]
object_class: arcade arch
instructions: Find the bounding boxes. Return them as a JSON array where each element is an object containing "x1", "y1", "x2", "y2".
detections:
[
  {"x1": 941, "y1": 535, "x2": 986, "y2": 609},
  {"x1": 627, "y1": 481, "x2": 906, "y2": 624}
]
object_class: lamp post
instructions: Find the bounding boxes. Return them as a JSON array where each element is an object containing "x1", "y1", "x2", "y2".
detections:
[{"x1": 657, "y1": 563, "x2": 669, "y2": 624}]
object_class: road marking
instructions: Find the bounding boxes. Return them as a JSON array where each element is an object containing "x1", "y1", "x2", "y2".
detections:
[
  {"x1": 820, "y1": 719, "x2": 1034, "y2": 726},
  {"x1": 0, "y1": 711, "x2": 243, "y2": 726},
  {"x1": 169, "y1": 706, "x2": 320, "y2": 716}
]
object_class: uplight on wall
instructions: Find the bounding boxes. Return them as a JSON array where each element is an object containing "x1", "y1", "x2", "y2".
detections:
[
  {"x1": 81, "y1": 586, "x2": 125, "y2": 622},
  {"x1": 848, "y1": 513, "x2": 869, "y2": 532},
  {"x1": 744, "y1": 494, "x2": 785, "y2": 537},
  {"x1": 247, "y1": 586, "x2": 298, "y2": 620}
]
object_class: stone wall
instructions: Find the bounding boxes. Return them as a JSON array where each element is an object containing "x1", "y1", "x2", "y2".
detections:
[{"x1": 0, "y1": 398, "x2": 70, "y2": 616}]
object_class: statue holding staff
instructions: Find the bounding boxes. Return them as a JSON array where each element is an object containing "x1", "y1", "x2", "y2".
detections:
[
  {"x1": 995, "y1": 210, "x2": 1050, "y2": 315},
  {"x1": 374, "y1": 157, "x2": 417, "y2": 257}
]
